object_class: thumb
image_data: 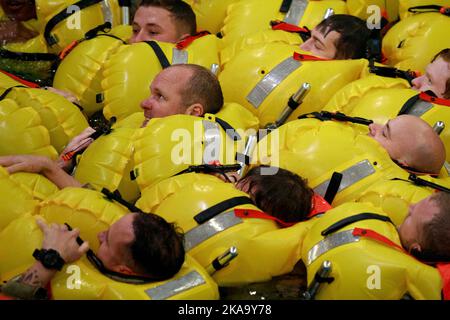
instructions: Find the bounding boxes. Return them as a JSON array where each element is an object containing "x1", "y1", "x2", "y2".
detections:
[{"x1": 78, "y1": 241, "x2": 90, "y2": 255}]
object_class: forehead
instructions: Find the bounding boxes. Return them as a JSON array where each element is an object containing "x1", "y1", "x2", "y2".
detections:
[
  {"x1": 133, "y1": 6, "x2": 174, "y2": 25},
  {"x1": 428, "y1": 58, "x2": 450, "y2": 80},
  {"x1": 152, "y1": 67, "x2": 192, "y2": 87},
  {"x1": 109, "y1": 213, "x2": 135, "y2": 245}
]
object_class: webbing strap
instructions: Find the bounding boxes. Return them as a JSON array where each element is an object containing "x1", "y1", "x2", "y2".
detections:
[
  {"x1": 0, "y1": 85, "x2": 27, "y2": 101},
  {"x1": 44, "y1": 0, "x2": 104, "y2": 46},
  {"x1": 145, "y1": 41, "x2": 171, "y2": 69},
  {"x1": 323, "y1": 172, "x2": 342, "y2": 204},
  {"x1": 321, "y1": 213, "x2": 394, "y2": 236},
  {"x1": 193, "y1": 197, "x2": 253, "y2": 224}
]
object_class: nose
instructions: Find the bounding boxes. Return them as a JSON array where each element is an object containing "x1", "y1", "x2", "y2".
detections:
[
  {"x1": 411, "y1": 75, "x2": 424, "y2": 91},
  {"x1": 299, "y1": 39, "x2": 312, "y2": 52},
  {"x1": 130, "y1": 30, "x2": 147, "y2": 44},
  {"x1": 140, "y1": 96, "x2": 153, "y2": 110}
]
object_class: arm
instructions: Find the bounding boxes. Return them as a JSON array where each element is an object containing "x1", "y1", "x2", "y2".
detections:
[
  {"x1": 0, "y1": 155, "x2": 82, "y2": 189},
  {"x1": 1, "y1": 219, "x2": 89, "y2": 299}
]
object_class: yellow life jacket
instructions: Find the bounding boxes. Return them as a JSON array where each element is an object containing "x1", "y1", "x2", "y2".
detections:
[
  {"x1": 53, "y1": 25, "x2": 131, "y2": 116},
  {"x1": 219, "y1": 44, "x2": 368, "y2": 128},
  {"x1": 220, "y1": 0, "x2": 347, "y2": 47},
  {"x1": 0, "y1": 194, "x2": 219, "y2": 300},
  {"x1": 2, "y1": 87, "x2": 89, "y2": 153},
  {"x1": 0, "y1": 167, "x2": 38, "y2": 231},
  {"x1": 301, "y1": 202, "x2": 442, "y2": 299},
  {"x1": 74, "y1": 127, "x2": 140, "y2": 203},
  {"x1": 382, "y1": 12, "x2": 450, "y2": 73},
  {"x1": 254, "y1": 118, "x2": 408, "y2": 206},
  {"x1": 101, "y1": 34, "x2": 221, "y2": 121},
  {"x1": 398, "y1": 0, "x2": 450, "y2": 20},
  {"x1": 10, "y1": 172, "x2": 59, "y2": 201},
  {"x1": 327, "y1": 82, "x2": 450, "y2": 163},
  {"x1": 0, "y1": 98, "x2": 57, "y2": 158},
  {"x1": 132, "y1": 114, "x2": 245, "y2": 191},
  {"x1": 184, "y1": 0, "x2": 242, "y2": 34},
  {"x1": 136, "y1": 172, "x2": 317, "y2": 286}
]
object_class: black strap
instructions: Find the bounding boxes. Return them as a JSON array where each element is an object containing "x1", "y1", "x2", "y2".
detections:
[
  {"x1": 298, "y1": 111, "x2": 373, "y2": 126},
  {"x1": 279, "y1": 0, "x2": 293, "y2": 13},
  {"x1": 0, "y1": 85, "x2": 27, "y2": 101},
  {"x1": 145, "y1": 41, "x2": 171, "y2": 69},
  {"x1": 194, "y1": 196, "x2": 254, "y2": 224},
  {"x1": 368, "y1": 60, "x2": 416, "y2": 85},
  {"x1": 408, "y1": 5, "x2": 450, "y2": 16},
  {"x1": 101, "y1": 188, "x2": 143, "y2": 213},
  {"x1": 84, "y1": 22, "x2": 112, "y2": 40},
  {"x1": 398, "y1": 93, "x2": 421, "y2": 115},
  {"x1": 321, "y1": 213, "x2": 394, "y2": 236},
  {"x1": 44, "y1": 0, "x2": 105, "y2": 46},
  {"x1": 323, "y1": 172, "x2": 343, "y2": 204},
  {"x1": 215, "y1": 117, "x2": 242, "y2": 141},
  {"x1": 118, "y1": 0, "x2": 131, "y2": 6},
  {"x1": 174, "y1": 164, "x2": 242, "y2": 183},
  {"x1": 408, "y1": 174, "x2": 450, "y2": 193}
]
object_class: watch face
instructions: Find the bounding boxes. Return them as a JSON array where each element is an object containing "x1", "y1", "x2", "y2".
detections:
[{"x1": 43, "y1": 250, "x2": 59, "y2": 267}]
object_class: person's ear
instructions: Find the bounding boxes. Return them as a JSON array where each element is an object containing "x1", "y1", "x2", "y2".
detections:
[
  {"x1": 409, "y1": 242, "x2": 422, "y2": 254},
  {"x1": 185, "y1": 103, "x2": 204, "y2": 117}
]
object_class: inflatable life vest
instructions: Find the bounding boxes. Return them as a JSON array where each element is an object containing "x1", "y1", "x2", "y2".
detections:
[
  {"x1": 382, "y1": 12, "x2": 450, "y2": 73},
  {"x1": 53, "y1": 25, "x2": 131, "y2": 117},
  {"x1": 1, "y1": 86, "x2": 89, "y2": 153},
  {"x1": 0, "y1": 98, "x2": 57, "y2": 159},
  {"x1": 184, "y1": 0, "x2": 241, "y2": 34},
  {"x1": 219, "y1": 44, "x2": 367, "y2": 128},
  {"x1": 220, "y1": 21, "x2": 307, "y2": 68},
  {"x1": 132, "y1": 114, "x2": 246, "y2": 191},
  {"x1": 0, "y1": 190, "x2": 219, "y2": 300},
  {"x1": 101, "y1": 33, "x2": 221, "y2": 121},
  {"x1": 136, "y1": 172, "x2": 321, "y2": 286},
  {"x1": 0, "y1": 167, "x2": 38, "y2": 231},
  {"x1": 74, "y1": 127, "x2": 140, "y2": 203},
  {"x1": 398, "y1": 0, "x2": 450, "y2": 20},
  {"x1": 326, "y1": 82, "x2": 450, "y2": 163},
  {"x1": 301, "y1": 202, "x2": 442, "y2": 299},
  {"x1": 220, "y1": 0, "x2": 347, "y2": 47},
  {"x1": 9, "y1": 172, "x2": 59, "y2": 201},
  {"x1": 253, "y1": 118, "x2": 408, "y2": 206}
]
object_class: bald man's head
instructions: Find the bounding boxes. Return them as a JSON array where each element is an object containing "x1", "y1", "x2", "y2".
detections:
[{"x1": 368, "y1": 115, "x2": 446, "y2": 174}]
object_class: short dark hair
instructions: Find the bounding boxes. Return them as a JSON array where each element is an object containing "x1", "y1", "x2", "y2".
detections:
[
  {"x1": 419, "y1": 192, "x2": 450, "y2": 261},
  {"x1": 130, "y1": 212, "x2": 185, "y2": 280},
  {"x1": 316, "y1": 14, "x2": 371, "y2": 60},
  {"x1": 240, "y1": 166, "x2": 314, "y2": 223},
  {"x1": 138, "y1": 0, "x2": 197, "y2": 37},
  {"x1": 174, "y1": 64, "x2": 223, "y2": 114},
  {"x1": 432, "y1": 48, "x2": 450, "y2": 99}
]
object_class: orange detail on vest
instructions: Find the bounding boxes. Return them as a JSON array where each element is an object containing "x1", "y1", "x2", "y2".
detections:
[
  {"x1": 437, "y1": 263, "x2": 450, "y2": 300},
  {"x1": 270, "y1": 20, "x2": 309, "y2": 33},
  {"x1": 308, "y1": 194, "x2": 332, "y2": 218},
  {"x1": 419, "y1": 92, "x2": 450, "y2": 107},
  {"x1": 59, "y1": 40, "x2": 79, "y2": 60},
  {"x1": 234, "y1": 208, "x2": 296, "y2": 228},
  {"x1": 293, "y1": 52, "x2": 329, "y2": 61},
  {"x1": 175, "y1": 31, "x2": 210, "y2": 50}
]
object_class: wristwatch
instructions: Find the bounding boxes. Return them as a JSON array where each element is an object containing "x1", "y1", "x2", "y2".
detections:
[{"x1": 33, "y1": 249, "x2": 65, "y2": 271}]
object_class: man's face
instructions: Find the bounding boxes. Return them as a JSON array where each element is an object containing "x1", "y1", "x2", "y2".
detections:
[
  {"x1": 411, "y1": 57, "x2": 450, "y2": 98},
  {"x1": 299, "y1": 27, "x2": 340, "y2": 59},
  {"x1": 0, "y1": 0, "x2": 36, "y2": 21},
  {"x1": 367, "y1": 115, "x2": 415, "y2": 164},
  {"x1": 140, "y1": 67, "x2": 191, "y2": 120},
  {"x1": 397, "y1": 195, "x2": 439, "y2": 252},
  {"x1": 130, "y1": 5, "x2": 180, "y2": 44},
  {"x1": 96, "y1": 213, "x2": 135, "y2": 272}
]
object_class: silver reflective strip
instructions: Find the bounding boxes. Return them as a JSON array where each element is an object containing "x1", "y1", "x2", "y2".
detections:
[
  {"x1": 202, "y1": 120, "x2": 221, "y2": 164},
  {"x1": 172, "y1": 48, "x2": 188, "y2": 65},
  {"x1": 101, "y1": 0, "x2": 113, "y2": 24},
  {"x1": 307, "y1": 230, "x2": 360, "y2": 266},
  {"x1": 405, "y1": 100, "x2": 433, "y2": 117},
  {"x1": 444, "y1": 161, "x2": 450, "y2": 176},
  {"x1": 314, "y1": 159, "x2": 376, "y2": 197},
  {"x1": 284, "y1": 0, "x2": 308, "y2": 25},
  {"x1": 246, "y1": 57, "x2": 301, "y2": 108},
  {"x1": 145, "y1": 271, "x2": 206, "y2": 300},
  {"x1": 185, "y1": 210, "x2": 243, "y2": 251}
]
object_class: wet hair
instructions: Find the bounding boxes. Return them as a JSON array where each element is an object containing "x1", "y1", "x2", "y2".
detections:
[
  {"x1": 417, "y1": 192, "x2": 450, "y2": 261},
  {"x1": 138, "y1": 0, "x2": 197, "y2": 37},
  {"x1": 431, "y1": 48, "x2": 450, "y2": 99},
  {"x1": 240, "y1": 166, "x2": 314, "y2": 223},
  {"x1": 173, "y1": 64, "x2": 223, "y2": 114},
  {"x1": 316, "y1": 14, "x2": 371, "y2": 60},
  {"x1": 130, "y1": 212, "x2": 185, "y2": 280}
]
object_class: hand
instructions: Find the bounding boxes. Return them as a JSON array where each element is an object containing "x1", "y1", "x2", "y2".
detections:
[
  {"x1": 44, "y1": 87, "x2": 80, "y2": 105},
  {"x1": 0, "y1": 155, "x2": 53, "y2": 175},
  {"x1": 58, "y1": 127, "x2": 96, "y2": 170},
  {"x1": 36, "y1": 218, "x2": 89, "y2": 264}
]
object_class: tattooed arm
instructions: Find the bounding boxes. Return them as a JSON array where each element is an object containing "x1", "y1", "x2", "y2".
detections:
[{"x1": 0, "y1": 218, "x2": 89, "y2": 299}]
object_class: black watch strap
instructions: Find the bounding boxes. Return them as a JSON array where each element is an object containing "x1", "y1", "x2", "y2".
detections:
[{"x1": 33, "y1": 249, "x2": 66, "y2": 271}]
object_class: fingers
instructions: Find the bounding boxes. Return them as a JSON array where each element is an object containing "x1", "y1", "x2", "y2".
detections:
[
  {"x1": 36, "y1": 217, "x2": 49, "y2": 233},
  {"x1": 78, "y1": 241, "x2": 90, "y2": 255}
]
